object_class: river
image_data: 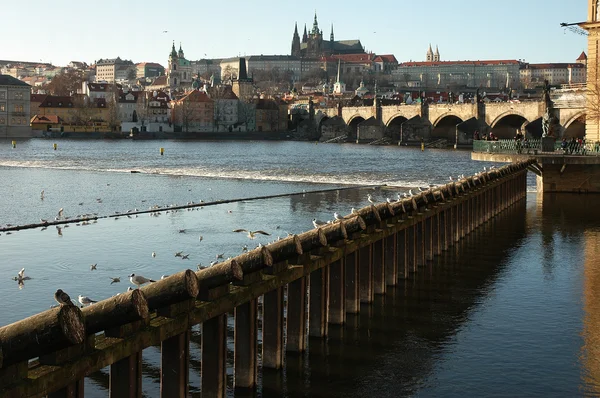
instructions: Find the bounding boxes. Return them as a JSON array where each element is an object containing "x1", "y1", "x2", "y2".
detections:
[{"x1": 0, "y1": 139, "x2": 598, "y2": 397}]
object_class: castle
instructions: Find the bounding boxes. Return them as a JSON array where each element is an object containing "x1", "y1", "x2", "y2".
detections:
[{"x1": 291, "y1": 12, "x2": 365, "y2": 58}]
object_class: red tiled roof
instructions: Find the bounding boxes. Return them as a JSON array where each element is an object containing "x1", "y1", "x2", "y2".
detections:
[
  {"x1": 30, "y1": 94, "x2": 47, "y2": 103},
  {"x1": 399, "y1": 60, "x2": 520, "y2": 67},
  {"x1": 332, "y1": 54, "x2": 374, "y2": 63},
  {"x1": 524, "y1": 63, "x2": 585, "y2": 69},
  {"x1": 374, "y1": 54, "x2": 398, "y2": 63},
  {"x1": 178, "y1": 90, "x2": 212, "y2": 103},
  {"x1": 576, "y1": 51, "x2": 587, "y2": 61},
  {"x1": 150, "y1": 75, "x2": 167, "y2": 86}
]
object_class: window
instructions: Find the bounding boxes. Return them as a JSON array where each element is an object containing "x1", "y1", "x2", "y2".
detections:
[
  {"x1": 0, "y1": 103, "x2": 5, "y2": 112},
  {"x1": 0, "y1": 117, "x2": 4, "y2": 123},
  {"x1": 14, "y1": 104, "x2": 23, "y2": 112},
  {"x1": 14, "y1": 92, "x2": 23, "y2": 100}
]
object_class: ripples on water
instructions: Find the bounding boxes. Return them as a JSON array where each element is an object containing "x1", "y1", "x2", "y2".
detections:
[{"x1": 0, "y1": 140, "x2": 598, "y2": 397}]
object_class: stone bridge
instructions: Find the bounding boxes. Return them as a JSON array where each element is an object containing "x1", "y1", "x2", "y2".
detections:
[{"x1": 317, "y1": 99, "x2": 586, "y2": 145}]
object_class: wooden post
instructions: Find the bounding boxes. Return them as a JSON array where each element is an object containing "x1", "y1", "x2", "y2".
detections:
[
  {"x1": 48, "y1": 381, "x2": 84, "y2": 398},
  {"x1": 406, "y1": 224, "x2": 415, "y2": 273},
  {"x1": 234, "y1": 299, "x2": 258, "y2": 389},
  {"x1": 286, "y1": 277, "x2": 307, "y2": 352},
  {"x1": 384, "y1": 234, "x2": 397, "y2": 286},
  {"x1": 309, "y1": 267, "x2": 328, "y2": 337},
  {"x1": 328, "y1": 259, "x2": 345, "y2": 325},
  {"x1": 372, "y1": 239, "x2": 385, "y2": 295},
  {"x1": 161, "y1": 331, "x2": 190, "y2": 398},
  {"x1": 262, "y1": 287, "x2": 284, "y2": 369},
  {"x1": 344, "y1": 250, "x2": 360, "y2": 314},
  {"x1": 432, "y1": 212, "x2": 440, "y2": 257},
  {"x1": 415, "y1": 220, "x2": 424, "y2": 267},
  {"x1": 424, "y1": 216, "x2": 433, "y2": 261},
  {"x1": 110, "y1": 350, "x2": 142, "y2": 398},
  {"x1": 202, "y1": 314, "x2": 227, "y2": 398},
  {"x1": 358, "y1": 244, "x2": 373, "y2": 303},
  {"x1": 396, "y1": 229, "x2": 407, "y2": 280}
]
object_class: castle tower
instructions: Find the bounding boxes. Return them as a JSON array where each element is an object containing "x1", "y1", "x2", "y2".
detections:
[
  {"x1": 434, "y1": 45, "x2": 440, "y2": 62},
  {"x1": 291, "y1": 22, "x2": 301, "y2": 57},
  {"x1": 426, "y1": 44, "x2": 433, "y2": 62}
]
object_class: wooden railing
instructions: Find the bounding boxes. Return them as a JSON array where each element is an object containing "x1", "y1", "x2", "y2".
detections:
[{"x1": 0, "y1": 159, "x2": 534, "y2": 398}]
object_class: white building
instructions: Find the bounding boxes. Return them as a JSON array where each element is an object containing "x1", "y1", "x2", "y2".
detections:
[
  {"x1": 95, "y1": 57, "x2": 134, "y2": 83},
  {"x1": 519, "y1": 53, "x2": 587, "y2": 87}
]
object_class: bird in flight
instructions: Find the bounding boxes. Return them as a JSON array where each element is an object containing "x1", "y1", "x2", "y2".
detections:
[
  {"x1": 129, "y1": 273, "x2": 155, "y2": 287},
  {"x1": 109, "y1": 277, "x2": 121, "y2": 284},
  {"x1": 78, "y1": 295, "x2": 97, "y2": 306},
  {"x1": 163, "y1": 30, "x2": 168, "y2": 33},
  {"x1": 233, "y1": 229, "x2": 271, "y2": 239},
  {"x1": 90, "y1": 263, "x2": 97, "y2": 271},
  {"x1": 54, "y1": 289, "x2": 75, "y2": 306}
]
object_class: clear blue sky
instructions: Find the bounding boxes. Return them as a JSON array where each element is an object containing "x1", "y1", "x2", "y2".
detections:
[{"x1": 3, "y1": 0, "x2": 588, "y2": 66}]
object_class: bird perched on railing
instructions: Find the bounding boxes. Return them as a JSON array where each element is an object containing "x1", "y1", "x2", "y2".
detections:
[
  {"x1": 129, "y1": 273, "x2": 155, "y2": 287},
  {"x1": 54, "y1": 289, "x2": 75, "y2": 306},
  {"x1": 312, "y1": 218, "x2": 327, "y2": 228},
  {"x1": 78, "y1": 295, "x2": 97, "y2": 306}
]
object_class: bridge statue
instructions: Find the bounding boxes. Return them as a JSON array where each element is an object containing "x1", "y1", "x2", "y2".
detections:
[{"x1": 541, "y1": 80, "x2": 556, "y2": 138}]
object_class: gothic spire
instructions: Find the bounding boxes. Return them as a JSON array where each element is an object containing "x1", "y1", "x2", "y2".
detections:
[
  {"x1": 312, "y1": 11, "x2": 319, "y2": 34},
  {"x1": 330, "y1": 23, "x2": 334, "y2": 42},
  {"x1": 302, "y1": 23, "x2": 308, "y2": 42}
]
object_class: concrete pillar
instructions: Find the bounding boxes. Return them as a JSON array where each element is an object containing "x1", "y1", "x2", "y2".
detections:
[
  {"x1": 110, "y1": 352, "x2": 142, "y2": 398},
  {"x1": 234, "y1": 299, "x2": 257, "y2": 389},
  {"x1": 262, "y1": 288, "x2": 284, "y2": 369},
  {"x1": 384, "y1": 234, "x2": 397, "y2": 286},
  {"x1": 286, "y1": 277, "x2": 307, "y2": 352},
  {"x1": 309, "y1": 267, "x2": 328, "y2": 337},
  {"x1": 328, "y1": 259, "x2": 345, "y2": 325},
  {"x1": 344, "y1": 251, "x2": 359, "y2": 313},
  {"x1": 202, "y1": 314, "x2": 227, "y2": 398},
  {"x1": 161, "y1": 331, "x2": 190, "y2": 398},
  {"x1": 372, "y1": 239, "x2": 385, "y2": 295}
]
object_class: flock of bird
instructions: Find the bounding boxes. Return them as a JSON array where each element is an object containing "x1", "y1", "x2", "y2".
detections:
[{"x1": 8, "y1": 166, "x2": 497, "y2": 309}]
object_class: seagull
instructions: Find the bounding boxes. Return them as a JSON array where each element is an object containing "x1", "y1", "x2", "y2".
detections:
[
  {"x1": 127, "y1": 287, "x2": 133, "y2": 292},
  {"x1": 90, "y1": 263, "x2": 97, "y2": 271},
  {"x1": 18, "y1": 268, "x2": 25, "y2": 280},
  {"x1": 181, "y1": 254, "x2": 190, "y2": 260},
  {"x1": 152, "y1": 251, "x2": 156, "y2": 258},
  {"x1": 161, "y1": 275, "x2": 169, "y2": 280},
  {"x1": 312, "y1": 218, "x2": 327, "y2": 228},
  {"x1": 57, "y1": 208, "x2": 64, "y2": 219},
  {"x1": 78, "y1": 295, "x2": 97, "y2": 306},
  {"x1": 409, "y1": 189, "x2": 414, "y2": 196},
  {"x1": 233, "y1": 229, "x2": 271, "y2": 239},
  {"x1": 449, "y1": 176, "x2": 454, "y2": 181},
  {"x1": 197, "y1": 264, "x2": 207, "y2": 271},
  {"x1": 199, "y1": 235, "x2": 203, "y2": 241},
  {"x1": 40, "y1": 218, "x2": 48, "y2": 224},
  {"x1": 351, "y1": 208, "x2": 358, "y2": 214},
  {"x1": 175, "y1": 251, "x2": 183, "y2": 257},
  {"x1": 56, "y1": 226, "x2": 62, "y2": 236},
  {"x1": 129, "y1": 273, "x2": 155, "y2": 286},
  {"x1": 109, "y1": 277, "x2": 121, "y2": 284},
  {"x1": 333, "y1": 212, "x2": 344, "y2": 221},
  {"x1": 54, "y1": 289, "x2": 75, "y2": 306},
  {"x1": 242, "y1": 244, "x2": 248, "y2": 252},
  {"x1": 216, "y1": 253, "x2": 224, "y2": 259},
  {"x1": 367, "y1": 194, "x2": 375, "y2": 204},
  {"x1": 386, "y1": 198, "x2": 393, "y2": 203},
  {"x1": 40, "y1": 190, "x2": 45, "y2": 200},
  {"x1": 210, "y1": 260, "x2": 219, "y2": 266}
]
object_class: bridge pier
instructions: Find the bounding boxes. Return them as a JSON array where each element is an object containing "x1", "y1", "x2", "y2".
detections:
[
  {"x1": 234, "y1": 299, "x2": 258, "y2": 389},
  {"x1": 262, "y1": 287, "x2": 285, "y2": 369},
  {"x1": 396, "y1": 229, "x2": 407, "y2": 279},
  {"x1": 286, "y1": 276, "x2": 307, "y2": 352},
  {"x1": 384, "y1": 234, "x2": 397, "y2": 285},
  {"x1": 344, "y1": 250, "x2": 360, "y2": 313},
  {"x1": 309, "y1": 267, "x2": 328, "y2": 337},
  {"x1": 373, "y1": 238, "x2": 386, "y2": 295},
  {"x1": 359, "y1": 245, "x2": 373, "y2": 303},
  {"x1": 202, "y1": 315, "x2": 227, "y2": 398}
]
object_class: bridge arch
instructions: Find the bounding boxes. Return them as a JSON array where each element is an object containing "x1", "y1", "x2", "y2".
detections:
[
  {"x1": 563, "y1": 111, "x2": 585, "y2": 139},
  {"x1": 386, "y1": 115, "x2": 409, "y2": 141},
  {"x1": 347, "y1": 115, "x2": 365, "y2": 140},
  {"x1": 432, "y1": 114, "x2": 464, "y2": 141},
  {"x1": 490, "y1": 112, "x2": 530, "y2": 139}
]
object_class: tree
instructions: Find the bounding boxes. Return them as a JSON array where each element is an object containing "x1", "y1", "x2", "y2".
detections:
[
  {"x1": 44, "y1": 69, "x2": 87, "y2": 96},
  {"x1": 70, "y1": 96, "x2": 94, "y2": 126},
  {"x1": 126, "y1": 68, "x2": 137, "y2": 81},
  {"x1": 135, "y1": 93, "x2": 150, "y2": 125},
  {"x1": 105, "y1": 84, "x2": 121, "y2": 132},
  {"x1": 585, "y1": 68, "x2": 600, "y2": 141}
]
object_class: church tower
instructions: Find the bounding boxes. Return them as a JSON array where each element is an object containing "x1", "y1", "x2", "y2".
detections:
[
  {"x1": 306, "y1": 12, "x2": 323, "y2": 58},
  {"x1": 167, "y1": 41, "x2": 180, "y2": 89},
  {"x1": 434, "y1": 45, "x2": 440, "y2": 62},
  {"x1": 291, "y1": 22, "x2": 301, "y2": 57},
  {"x1": 426, "y1": 44, "x2": 433, "y2": 62}
]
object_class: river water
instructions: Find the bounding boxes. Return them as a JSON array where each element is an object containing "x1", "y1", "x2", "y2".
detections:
[{"x1": 0, "y1": 139, "x2": 598, "y2": 397}]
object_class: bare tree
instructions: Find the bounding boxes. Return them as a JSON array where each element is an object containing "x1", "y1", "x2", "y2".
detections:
[
  {"x1": 585, "y1": 68, "x2": 600, "y2": 141},
  {"x1": 44, "y1": 69, "x2": 87, "y2": 96},
  {"x1": 70, "y1": 96, "x2": 95, "y2": 126},
  {"x1": 135, "y1": 93, "x2": 150, "y2": 125}
]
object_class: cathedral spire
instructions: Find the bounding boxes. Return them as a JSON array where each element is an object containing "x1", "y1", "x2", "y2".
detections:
[
  {"x1": 170, "y1": 41, "x2": 177, "y2": 58},
  {"x1": 330, "y1": 23, "x2": 334, "y2": 42},
  {"x1": 312, "y1": 11, "x2": 319, "y2": 34},
  {"x1": 302, "y1": 23, "x2": 308, "y2": 42},
  {"x1": 291, "y1": 22, "x2": 301, "y2": 57}
]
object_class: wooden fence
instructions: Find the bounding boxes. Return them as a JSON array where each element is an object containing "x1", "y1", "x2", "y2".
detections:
[{"x1": 0, "y1": 159, "x2": 534, "y2": 398}]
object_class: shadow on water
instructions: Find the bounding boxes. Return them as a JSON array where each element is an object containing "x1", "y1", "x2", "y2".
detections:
[{"x1": 81, "y1": 202, "x2": 530, "y2": 398}]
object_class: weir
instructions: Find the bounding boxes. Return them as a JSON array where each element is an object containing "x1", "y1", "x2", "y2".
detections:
[{"x1": 0, "y1": 160, "x2": 533, "y2": 398}]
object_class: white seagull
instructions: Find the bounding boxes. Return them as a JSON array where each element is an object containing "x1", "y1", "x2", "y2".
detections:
[
  {"x1": 367, "y1": 194, "x2": 375, "y2": 204},
  {"x1": 18, "y1": 267, "x2": 25, "y2": 280},
  {"x1": 57, "y1": 208, "x2": 64, "y2": 219},
  {"x1": 152, "y1": 251, "x2": 156, "y2": 258},
  {"x1": 129, "y1": 273, "x2": 155, "y2": 287},
  {"x1": 312, "y1": 218, "x2": 327, "y2": 228},
  {"x1": 78, "y1": 295, "x2": 97, "y2": 306},
  {"x1": 333, "y1": 212, "x2": 344, "y2": 221},
  {"x1": 233, "y1": 229, "x2": 271, "y2": 239}
]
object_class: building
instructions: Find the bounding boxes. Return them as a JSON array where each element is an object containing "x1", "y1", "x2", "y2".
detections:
[
  {"x1": 208, "y1": 87, "x2": 239, "y2": 132},
  {"x1": 136, "y1": 62, "x2": 165, "y2": 79},
  {"x1": 231, "y1": 58, "x2": 254, "y2": 101},
  {"x1": 255, "y1": 98, "x2": 287, "y2": 132},
  {"x1": 519, "y1": 54, "x2": 587, "y2": 87},
  {"x1": 171, "y1": 90, "x2": 214, "y2": 133},
  {"x1": 36, "y1": 95, "x2": 110, "y2": 127},
  {"x1": 167, "y1": 43, "x2": 193, "y2": 89},
  {"x1": 95, "y1": 57, "x2": 134, "y2": 83},
  {"x1": 291, "y1": 13, "x2": 365, "y2": 58},
  {"x1": 0, "y1": 75, "x2": 32, "y2": 138},
  {"x1": 247, "y1": 55, "x2": 302, "y2": 81},
  {"x1": 582, "y1": 0, "x2": 600, "y2": 142},
  {"x1": 426, "y1": 44, "x2": 441, "y2": 62},
  {"x1": 393, "y1": 58, "x2": 522, "y2": 89},
  {"x1": 191, "y1": 59, "x2": 222, "y2": 79}
]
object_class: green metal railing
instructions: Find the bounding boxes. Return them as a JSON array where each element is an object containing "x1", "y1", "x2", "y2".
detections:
[{"x1": 473, "y1": 139, "x2": 600, "y2": 156}]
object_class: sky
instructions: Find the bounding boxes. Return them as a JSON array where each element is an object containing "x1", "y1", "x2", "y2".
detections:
[{"x1": 2, "y1": 0, "x2": 589, "y2": 67}]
